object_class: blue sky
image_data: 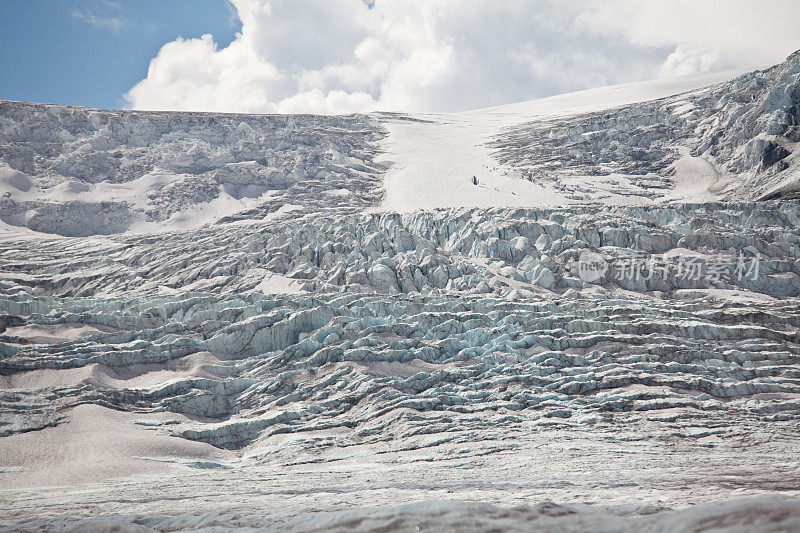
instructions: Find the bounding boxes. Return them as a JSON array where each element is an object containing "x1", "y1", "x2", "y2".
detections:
[{"x1": 0, "y1": 0, "x2": 239, "y2": 109}]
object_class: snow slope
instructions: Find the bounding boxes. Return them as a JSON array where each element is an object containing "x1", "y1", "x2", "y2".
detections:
[{"x1": 378, "y1": 68, "x2": 753, "y2": 211}]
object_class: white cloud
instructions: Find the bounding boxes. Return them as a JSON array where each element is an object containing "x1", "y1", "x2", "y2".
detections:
[
  {"x1": 72, "y1": 0, "x2": 124, "y2": 34},
  {"x1": 576, "y1": 0, "x2": 800, "y2": 77},
  {"x1": 125, "y1": 0, "x2": 800, "y2": 114}
]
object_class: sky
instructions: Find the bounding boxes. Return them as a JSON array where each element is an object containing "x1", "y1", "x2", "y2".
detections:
[
  {"x1": 2, "y1": 0, "x2": 800, "y2": 114},
  {"x1": 0, "y1": 0, "x2": 240, "y2": 109}
]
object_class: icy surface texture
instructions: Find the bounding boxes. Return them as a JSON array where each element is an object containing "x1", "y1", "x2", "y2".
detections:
[
  {"x1": 1, "y1": 203, "x2": 798, "y2": 299},
  {"x1": 1, "y1": 203, "x2": 799, "y2": 525},
  {"x1": 0, "y1": 102, "x2": 386, "y2": 235},
  {"x1": 3, "y1": 496, "x2": 799, "y2": 532},
  {"x1": 492, "y1": 51, "x2": 800, "y2": 202},
  {"x1": 3, "y1": 54, "x2": 800, "y2": 531},
  {"x1": 3, "y1": 284, "x2": 800, "y2": 444}
]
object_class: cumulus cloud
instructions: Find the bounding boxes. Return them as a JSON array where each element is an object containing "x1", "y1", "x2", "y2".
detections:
[{"x1": 125, "y1": 0, "x2": 800, "y2": 114}]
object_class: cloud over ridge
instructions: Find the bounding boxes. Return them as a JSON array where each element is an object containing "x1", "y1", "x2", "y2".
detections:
[{"x1": 125, "y1": 0, "x2": 800, "y2": 114}]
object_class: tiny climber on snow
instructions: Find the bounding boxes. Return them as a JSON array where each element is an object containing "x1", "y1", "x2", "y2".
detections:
[{"x1": 472, "y1": 175, "x2": 478, "y2": 185}]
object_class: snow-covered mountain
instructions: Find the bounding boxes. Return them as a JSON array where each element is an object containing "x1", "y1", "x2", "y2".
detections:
[
  {"x1": 1, "y1": 53, "x2": 800, "y2": 531},
  {"x1": 1, "y1": 52, "x2": 798, "y2": 237}
]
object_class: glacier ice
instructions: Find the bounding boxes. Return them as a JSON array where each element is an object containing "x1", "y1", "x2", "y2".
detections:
[
  {"x1": 492, "y1": 51, "x2": 800, "y2": 203},
  {"x1": 1, "y1": 51, "x2": 800, "y2": 531}
]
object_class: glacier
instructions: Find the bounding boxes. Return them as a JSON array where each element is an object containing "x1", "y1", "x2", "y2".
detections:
[{"x1": 0, "y1": 52, "x2": 800, "y2": 531}]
